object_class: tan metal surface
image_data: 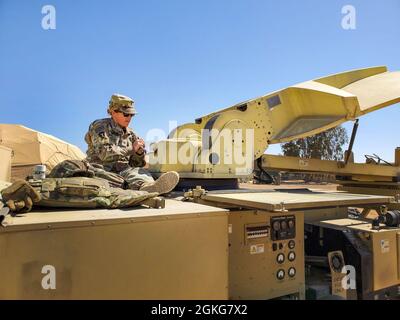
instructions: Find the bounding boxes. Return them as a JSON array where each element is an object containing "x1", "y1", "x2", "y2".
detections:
[
  {"x1": 346, "y1": 223, "x2": 400, "y2": 291},
  {"x1": 0, "y1": 145, "x2": 12, "y2": 182},
  {"x1": 311, "y1": 218, "x2": 400, "y2": 292},
  {"x1": 312, "y1": 218, "x2": 371, "y2": 229},
  {"x1": 338, "y1": 184, "x2": 400, "y2": 198},
  {"x1": 202, "y1": 190, "x2": 393, "y2": 211},
  {"x1": 337, "y1": 179, "x2": 400, "y2": 208},
  {"x1": 301, "y1": 207, "x2": 348, "y2": 223},
  {"x1": 1, "y1": 199, "x2": 227, "y2": 231},
  {"x1": 228, "y1": 210, "x2": 305, "y2": 299},
  {"x1": 343, "y1": 71, "x2": 400, "y2": 114},
  {"x1": 368, "y1": 230, "x2": 399, "y2": 291},
  {"x1": 240, "y1": 182, "x2": 339, "y2": 191},
  {"x1": 0, "y1": 200, "x2": 229, "y2": 299},
  {"x1": 262, "y1": 154, "x2": 400, "y2": 181},
  {"x1": 149, "y1": 66, "x2": 400, "y2": 178}
]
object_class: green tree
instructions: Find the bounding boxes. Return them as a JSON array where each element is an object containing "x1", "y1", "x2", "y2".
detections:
[{"x1": 281, "y1": 126, "x2": 349, "y2": 161}]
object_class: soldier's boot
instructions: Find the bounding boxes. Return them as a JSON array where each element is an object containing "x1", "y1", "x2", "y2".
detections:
[{"x1": 139, "y1": 171, "x2": 179, "y2": 195}]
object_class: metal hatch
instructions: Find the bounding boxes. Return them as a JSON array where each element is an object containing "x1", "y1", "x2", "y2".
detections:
[{"x1": 201, "y1": 189, "x2": 394, "y2": 211}]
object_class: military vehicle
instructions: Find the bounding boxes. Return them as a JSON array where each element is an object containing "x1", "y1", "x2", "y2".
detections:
[{"x1": 0, "y1": 66, "x2": 399, "y2": 300}]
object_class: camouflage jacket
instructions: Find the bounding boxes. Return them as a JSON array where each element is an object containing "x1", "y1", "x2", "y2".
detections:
[{"x1": 85, "y1": 118, "x2": 146, "y2": 172}]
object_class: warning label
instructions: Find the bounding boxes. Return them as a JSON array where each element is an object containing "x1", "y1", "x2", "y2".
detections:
[
  {"x1": 381, "y1": 239, "x2": 390, "y2": 253},
  {"x1": 250, "y1": 244, "x2": 265, "y2": 255},
  {"x1": 299, "y1": 159, "x2": 309, "y2": 167}
]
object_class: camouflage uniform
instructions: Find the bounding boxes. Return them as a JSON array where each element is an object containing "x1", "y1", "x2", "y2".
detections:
[{"x1": 84, "y1": 94, "x2": 155, "y2": 190}]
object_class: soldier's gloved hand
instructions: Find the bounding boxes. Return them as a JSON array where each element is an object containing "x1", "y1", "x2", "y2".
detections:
[
  {"x1": 133, "y1": 138, "x2": 146, "y2": 155},
  {"x1": 1, "y1": 180, "x2": 41, "y2": 215}
]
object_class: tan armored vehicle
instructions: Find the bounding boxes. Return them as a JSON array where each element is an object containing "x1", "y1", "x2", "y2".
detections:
[{"x1": 1, "y1": 66, "x2": 400, "y2": 300}]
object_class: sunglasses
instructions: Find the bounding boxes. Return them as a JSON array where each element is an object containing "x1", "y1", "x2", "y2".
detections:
[{"x1": 115, "y1": 110, "x2": 134, "y2": 118}]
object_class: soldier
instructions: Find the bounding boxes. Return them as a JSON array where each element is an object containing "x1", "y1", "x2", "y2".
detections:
[{"x1": 85, "y1": 94, "x2": 179, "y2": 194}]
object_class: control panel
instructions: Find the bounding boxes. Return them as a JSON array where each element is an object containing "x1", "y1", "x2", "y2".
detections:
[
  {"x1": 271, "y1": 215, "x2": 296, "y2": 240},
  {"x1": 270, "y1": 215, "x2": 298, "y2": 283},
  {"x1": 228, "y1": 210, "x2": 304, "y2": 300}
]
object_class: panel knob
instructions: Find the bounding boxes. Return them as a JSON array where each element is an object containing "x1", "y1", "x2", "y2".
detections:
[
  {"x1": 277, "y1": 269, "x2": 285, "y2": 280},
  {"x1": 277, "y1": 253, "x2": 285, "y2": 264},
  {"x1": 288, "y1": 251, "x2": 296, "y2": 262}
]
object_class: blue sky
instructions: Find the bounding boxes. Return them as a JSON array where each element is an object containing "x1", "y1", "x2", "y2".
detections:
[{"x1": 0, "y1": 0, "x2": 399, "y2": 162}]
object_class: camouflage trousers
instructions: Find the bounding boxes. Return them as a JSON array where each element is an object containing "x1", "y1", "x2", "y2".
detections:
[{"x1": 119, "y1": 167, "x2": 155, "y2": 190}]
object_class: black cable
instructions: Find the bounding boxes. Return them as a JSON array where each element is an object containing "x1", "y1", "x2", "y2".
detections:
[{"x1": 254, "y1": 157, "x2": 275, "y2": 184}]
